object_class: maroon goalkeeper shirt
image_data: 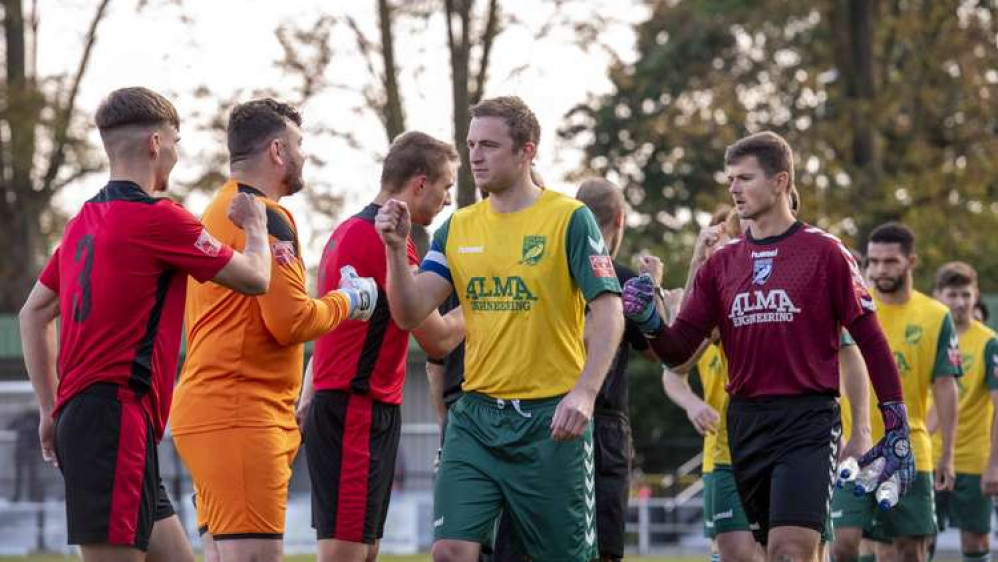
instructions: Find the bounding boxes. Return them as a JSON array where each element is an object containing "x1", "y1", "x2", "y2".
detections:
[{"x1": 677, "y1": 221, "x2": 875, "y2": 398}]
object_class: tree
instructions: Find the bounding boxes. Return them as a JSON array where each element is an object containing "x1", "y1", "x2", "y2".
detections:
[
  {"x1": 0, "y1": 0, "x2": 112, "y2": 312},
  {"x1": 563, "y1": 0, "x2": 998, "y2": 291}
]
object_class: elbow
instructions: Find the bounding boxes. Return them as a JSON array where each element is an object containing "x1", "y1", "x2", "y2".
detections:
[
  {"x1": 397, "y1": 316, "x2": 421, "y2": 332},
  {"x1": 241, "y1": 271, "x2": 270, "y2": 295}
]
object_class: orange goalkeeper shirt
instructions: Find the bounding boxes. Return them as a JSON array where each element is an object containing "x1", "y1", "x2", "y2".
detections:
[{"x1": 170, "y1": 181, "x2": 350, "y2": 435}]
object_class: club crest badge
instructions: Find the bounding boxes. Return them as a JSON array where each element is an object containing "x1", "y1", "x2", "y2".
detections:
[
  {"x1": 752, "y1": 258, "x2": 773, "y2": 286},
  {"x1": 520, "y1": 235, "x2": 546, "y2": 266}
]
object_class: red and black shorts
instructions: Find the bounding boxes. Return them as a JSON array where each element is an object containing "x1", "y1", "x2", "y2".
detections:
[
  {"x1": 55, "y1": 383, "x2": 175, "y2": 551},
  {"x1": 303, "y1": 389, "x2": 401, "y2": 544}
]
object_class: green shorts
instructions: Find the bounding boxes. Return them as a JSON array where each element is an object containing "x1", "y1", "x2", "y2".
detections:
[
  {"x1": 935, "y1": 473, "x2": 995, "y2": 535},
  {"x1": 703, "y1": 465, "x2": 752, "y2": 538},
  {"x1": 831, "y1": 471, "x2": 936, "y2": 541},
  {"x1": 434, "y1": 393, "x2": 596, "y2": 562}
]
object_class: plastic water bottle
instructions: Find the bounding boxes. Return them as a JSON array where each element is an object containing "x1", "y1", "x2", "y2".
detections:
[
  {"x1": 854, "y1": 457, "x2": 885, "y2": 496},
  {"x1": 876, "y1": 473, "x2": 900, "y2": 510},
  {"x1": 836, "y1": 457, "x2": 860, "y2": 487}
]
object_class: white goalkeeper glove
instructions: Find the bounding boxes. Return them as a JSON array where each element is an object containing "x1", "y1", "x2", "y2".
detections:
[{"x1": 338, "y1": 265, "x2": 378, "y2": 321}]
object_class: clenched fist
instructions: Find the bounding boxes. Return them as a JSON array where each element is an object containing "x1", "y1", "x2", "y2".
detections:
[
  {"x1": 375, "y1": 199, "x2": 411, "y2": 250},
  {"x1": 227, "y1": 192, "x2": 267, "y2": 231}
]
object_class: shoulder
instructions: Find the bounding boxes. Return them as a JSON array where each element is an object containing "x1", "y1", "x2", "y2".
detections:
[
  {"x1": 706, "y1": 237, "x2": 745, "y2": 266},
  {"x1": 971, "y1": 320, "x2": 997, "y2": 342},
  {"x1": 799, "y1": 224, "x2": 851, "y2": 254},
  {"x1": 545, "y1": 190, "x2": 586, "y2": 213},
  {"x1": 912, "y1": 291, "x2": 952, "y2": 319}
]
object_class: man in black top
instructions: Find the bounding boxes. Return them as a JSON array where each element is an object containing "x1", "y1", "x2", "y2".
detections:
[{"x1": 576, "y1": 177, "x2": 662, "y2": 562}]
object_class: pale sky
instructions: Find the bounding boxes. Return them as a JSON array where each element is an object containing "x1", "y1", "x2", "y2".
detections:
[{"x1": 41, "y1": 0, "x2": 647, "y2": 265}]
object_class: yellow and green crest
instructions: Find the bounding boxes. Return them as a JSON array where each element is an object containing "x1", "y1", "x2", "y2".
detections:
[{"x1": 521, "y1": 235, "x2": 546, "y2": 265}]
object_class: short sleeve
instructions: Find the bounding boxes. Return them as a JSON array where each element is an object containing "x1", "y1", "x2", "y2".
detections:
[
  {"x1": 828, "y1": 242, "x2": 875, "y2": 327},
  {"x1": 674, "y1": 258, "x2": 720, "y2": 334},
  {"x1": 39, "y1": 247, "x2": 61, "y2": 292},
  {"x1": 148, "y1": 202, "x2": 234, "y2": 282},
  {"x1": 565, "y1": 206, "x2": 622, "y2": 302},
  {"x1": 932, "y1": 313, "x2": 963, "y2": 380},
  {"x1": 420, "y1": 217, "x2": 453, "y2": 286},
  {"x1": 984, "y1": 337, "x2": 998, "y2": 390}
]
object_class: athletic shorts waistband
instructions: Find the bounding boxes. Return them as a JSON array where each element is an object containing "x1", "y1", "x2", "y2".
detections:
[
  {"x1": 314, "y1": 388, "x2": 399, "y2": 409},
  {"x1": 728, "y1": 393, "x2": 836, "y2": 411},
  {"x1": 78, "y1": 382, "x2": 145, "y2": 403},
  {"x1": 462, "y1": 392, "x2": 564, "y2": 411}
]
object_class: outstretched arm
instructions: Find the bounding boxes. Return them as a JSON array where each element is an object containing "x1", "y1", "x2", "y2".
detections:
[{"x1": 376, "y1": 200, "x2": 452, "y2": 329}]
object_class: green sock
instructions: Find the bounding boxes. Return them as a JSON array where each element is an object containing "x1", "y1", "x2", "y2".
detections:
[
  {"x1": 963, "y1": 551, "x2": 991, "y2": 562},
  {"x1": 858, "y1": 554, "x2": 876, "y2": 562}
]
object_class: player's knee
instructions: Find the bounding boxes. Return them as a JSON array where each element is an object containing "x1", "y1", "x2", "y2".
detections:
[
  {"x1": 431, "y1": 540, "x2": 478, "y2": 562},
  {"x1": 831, "y1": 540, "x2": 860, "y2": 562},
  {"x1": 960, "y1": 532, "x2": 989, "y2": 554},
  {"x1": 768, "y1": 539, "x2": 814, "y2": 562},
  {"x1": 892, "y1": 537, "x2": 928, "y2": 562}
]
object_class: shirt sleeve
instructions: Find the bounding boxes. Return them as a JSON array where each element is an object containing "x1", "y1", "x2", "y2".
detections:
[
  {"x1": 38, "y1": 247, "x2": 61, "y2": 292},
  {"x1": 148, "y1": 202, "x2": 234, "y2": 282},
  {"x1": 565, "y1": 206, "x2": 622, "y2": 301},
  {"x1": 674, "y1": 258, "x2": 720, "y2": 334},
  {"x1": 420, "y1": 217, "x2": 453, "y2": 287},
  {"x1": 984, "y1": 336, "x2": 998, "y2": 391},
  {"x1": 932, "y1": 313, "x2": 963, "y2": 380},
  {"x1": 827, "y1": 241, "x2": 875, "y2": 326},
  {"x1": 256, "y1": 207, "x2": 350, "y2": 346}
]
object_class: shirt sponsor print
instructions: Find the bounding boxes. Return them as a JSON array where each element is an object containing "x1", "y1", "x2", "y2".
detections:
[
  {"x1": 728, "y1": 289, "x2": 802, "y2": 327},
  {"x1": 194, "y1": 228, "x2": 223, "y2": 257}
]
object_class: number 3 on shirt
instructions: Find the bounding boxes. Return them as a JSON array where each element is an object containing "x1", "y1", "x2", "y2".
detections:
[{"x1": 73, "y1": 234, "x2": 94, "y2": 322}]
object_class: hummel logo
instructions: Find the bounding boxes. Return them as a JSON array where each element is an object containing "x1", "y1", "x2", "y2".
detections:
[
  {"x1": 458, "y1": 246, "x2": 484, "y2": 254},
  {"x1": 588, "y1": 236, "x2": 606, "y2": 254},
  {"x1": 434, "y1": 516, "x2": 445, "y2": 527}
]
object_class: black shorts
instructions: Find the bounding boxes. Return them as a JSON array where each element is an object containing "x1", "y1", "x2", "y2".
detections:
[
  {"x1": 727, "y1": 394, "x2": 840, "y2": 545},
  {"x1": 55, "y1": 383, "x2": 174, "y2": 551},
  {"x1": 593, "y1": 412, "x2": 633, "y2": 560},
  {"x1": 304, "y1": 390, "x2": 401, "y2": 544}
]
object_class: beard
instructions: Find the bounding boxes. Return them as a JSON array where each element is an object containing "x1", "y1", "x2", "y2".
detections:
[
  {"x1": 283, "y1": 159, "x2": 304, "y2": 195},
  {"x1": 873, "y1": 275, "x2": 906, "y2": 294}
]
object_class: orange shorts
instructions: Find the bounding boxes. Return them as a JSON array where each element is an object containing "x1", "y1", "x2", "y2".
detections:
[{"x1": 174, "y1": 426, "x2": 300, "y2": 538}]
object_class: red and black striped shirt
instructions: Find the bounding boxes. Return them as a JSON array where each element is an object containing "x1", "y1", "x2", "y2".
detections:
[{"x1": 312, "y1": 203, "x2": 418, "y2": 405}]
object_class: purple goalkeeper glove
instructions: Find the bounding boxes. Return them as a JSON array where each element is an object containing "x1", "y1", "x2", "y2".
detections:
[
  {"x1": 622, "y1": 274, "x2": 662, "y2": 334},
  {"x1": 858, "y1": 401, "x2": 915, "y2": 498}
]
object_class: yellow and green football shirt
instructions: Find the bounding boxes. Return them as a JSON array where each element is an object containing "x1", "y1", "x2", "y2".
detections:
[
  {"x1": 696, "y1": 344, "x2": 731, "y2": 472},
  {"x1": 420, "y1": 189, "x2": 622, "y2": 399},
  {"x1": 931, "y1": 320, "x2": 998, "y2": 474},
  {"x1": 841, "y1": 291, "x2": 961, "y2": 472}
]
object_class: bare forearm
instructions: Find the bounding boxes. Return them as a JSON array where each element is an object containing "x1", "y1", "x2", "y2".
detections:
[
  {"x1": 933, "y1": 378, "x2": 958, "y2": 460},
  {"x1": 240, "y1": 222, "x2": 272, "y2": 287},
  {"x1": 385, "y1": 246, "x2": 434, "y2": 329},
  {"x1": 575, "y1": 298, "x2": 624, "y2": 397},
  {"x1": 20, "y1": 314, "x2": 58, "y2": 413},
  {"x1": 426, "y1": 363, "x2": 447, "y2": 425},
  {"x1": 662, "y1": 370, "x2": 700, "y2": 411},
  {"x1": 989, "y1": 404, "x2": 998, "y2": 471}
]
